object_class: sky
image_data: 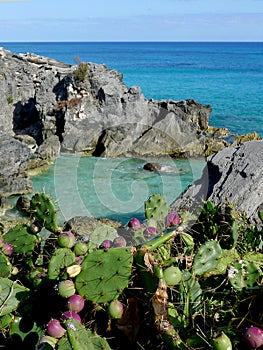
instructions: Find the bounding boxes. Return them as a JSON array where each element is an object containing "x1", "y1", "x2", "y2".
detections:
[{"x1": 0, "y1": 0, "x2": 263, "y2": 42}]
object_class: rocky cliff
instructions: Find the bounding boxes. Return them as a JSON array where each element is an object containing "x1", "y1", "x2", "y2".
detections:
[
  {"x1": 0, "y1": 46, "x2": 232, "y2": 159},
  {"x1": 171, "y1": 140, "x2": 263, "y2": 224}
]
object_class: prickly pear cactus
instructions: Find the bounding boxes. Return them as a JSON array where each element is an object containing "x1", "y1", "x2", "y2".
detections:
[
  {"x1": 75, "y1": 247, "x2": 133, "y2": 303},
  {"x1": 144, "y1": 194, "x2": 169, "y2": 222},
  {"x1": 88, "y1": 225, "x2": 118, "y2": 252},
  {"x1": 0, "y1": 253, "x2": 12, "y2": 277},
  {"x1": 30, "y1": 192, "x2": 58, "y2": 233},
  {"x1": 204, "y1": 249, "x2": 239, "y2": 277},
  {"x1": 192, "y1": 240, "x2": 222, "y2": 276},
  {"x1": 0, "y1": 313, "x2": 14, "y2": 330},
  {"x1": 48, "y1": 248, "x2": 76, "y2": 280},
  {"x1": 0, "y1": 279, "x2": 29, "y2": 316},
  {"x1": 57, "y1": 319, "x2": 111, "y2": 349},
  {"x1": 4, "y1": 224, "x2": 37, "y2": 254},
  {"x1": 228, "y1": 260, "x2": 260, "y2": 290}
]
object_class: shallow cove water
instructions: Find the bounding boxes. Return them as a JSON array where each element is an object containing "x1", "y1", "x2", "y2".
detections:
[{"x1": 25, "y1": 154, "x2": 205, "y2": 225}]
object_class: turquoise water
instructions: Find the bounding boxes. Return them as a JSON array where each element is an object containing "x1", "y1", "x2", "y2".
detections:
[
  {"x1": 31, "y1": 154, "x2": 205, "y2": 224},
  {"x1": 1, "y1": 42, "x2": 262, "y2": 222}
]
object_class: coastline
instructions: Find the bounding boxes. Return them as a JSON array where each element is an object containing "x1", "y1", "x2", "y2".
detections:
[{"x1": 0, "y1": 44, "x2": 262, "y2": 225}]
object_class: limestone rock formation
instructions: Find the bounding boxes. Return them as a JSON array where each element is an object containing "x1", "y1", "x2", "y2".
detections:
[
  {"x1": 171, "y1": 140, "x2": 263, "y2": 223},
  {"x1": 0, "y1": 132, "x2": 32, "y2": 197},
  {"x1": 0, "y1": 47, "x2": 231, "y2": 159}
]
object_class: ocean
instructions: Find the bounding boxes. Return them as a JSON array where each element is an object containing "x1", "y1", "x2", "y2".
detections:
[{"x1": 1, "y1": 42, "x2": 262, "y2": 223}]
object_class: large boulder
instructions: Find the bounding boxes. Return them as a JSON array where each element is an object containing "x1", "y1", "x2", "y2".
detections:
[{"x1": 171, "y1": 140, "x2": 263, "y2": 223}]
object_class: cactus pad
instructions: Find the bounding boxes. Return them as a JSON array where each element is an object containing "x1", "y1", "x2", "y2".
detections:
[
  {"x1": 4, "y1": 224, "x2": 37, "y2": 254},
  {"x1": 88, "y1": 224, "x2": 118, "y2": 252},
  {"x1": 58, "y1": 319, "x2": 111, "y2": 349},
  {"x1": 0, "y1": 279, "x2": 29, "y2": 316},
  {"x1": 228, "y1": 260, "x2": 260, "y2": 290},
  {"x1": 0, "y1": 253, "x2": 12, "y2": 278},
  {"x1": 192, "y1": 240, "x2": 222, "y2": 276},
  {"x1": 48, "y1": 248, "x2": 76, "y2": 280},
  {"x1": 30, "y1": 192, "x2": 58, "y2": 233},
  {"x1": 75, "y1": 247, "x2": 133, "y2": 303},
  {"x1": 144, "y1": 194, "x2": 169, "y2": 222}
]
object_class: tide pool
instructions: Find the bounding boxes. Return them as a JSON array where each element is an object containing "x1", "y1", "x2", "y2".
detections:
[{"x1": 30, "y1": 154, "x2": 205, "y2": 224}]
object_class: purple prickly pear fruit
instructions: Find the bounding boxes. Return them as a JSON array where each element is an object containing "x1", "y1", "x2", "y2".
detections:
[
  {"x1": 58, "y1": 280, "x2": 75, "y2": 298},
  {"x1": 62, "y1": 311, "x2": 81, "y2": 323},
  {"x1": 108, "y1": 300, "x2": 124, "y2": 319},
  {"x1": 74, "y1": 241, "x2": 88, "y2": 256},
  {"x1": 68, "y1": 294, "x2": 85, "y2": 312},
  {"x1": 143, "y1": 226, "x2": 158, "y2": 237},
  {"x1": 165, "y1": 213, "x2": 181, "y2": 227},
  {"x1": 128, "y1": 217, "x2": 142, "y2": 230},
  {"x1": 113, "y1": 236, "x2": 126, "y2": 248},
  {"x1": 2, "y1": 243, "x2": 13, "y2": 256},
  {"x1": 46, "y1": 319, "x2": 65, "y2": 338},
  {"x1": 100, "y1": 239, "x2": 112, "y2": 250},
  {"x1": 243, "y1": 326, "x2": 263, "y2": 348},
  {"x1": 57, "y1": 231, "x2": 76, "y2": 249}
]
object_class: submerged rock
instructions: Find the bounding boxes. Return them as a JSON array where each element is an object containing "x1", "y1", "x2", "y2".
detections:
[
  {"x1": 171, "y1": 140, "x2": 263, "y2": 224},
  {"x1": 143, "y1": 162, "x2": 183, "y2": 174}
]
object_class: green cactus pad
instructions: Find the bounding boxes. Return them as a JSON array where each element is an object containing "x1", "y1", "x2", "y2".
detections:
[
  {"x1": 4, "y1": 224, "x2": 37, "y2": 254},
  {"x1": 179, "y1": 270, "x2": 202, "y2": 318},
  {"x1": 75, "y1": 247, "x2": 133, "y2": 303},
  {"x1": 9, "y1": 316, "x2": 43, "y2": 343},
  {"x1": 204, "y1": 249, "x2": 239, "y2": 277},
  {"x1": 57, "y1": 319, "x2": 111, "y2": 350},
  {"x1": 0, "y1": 252, "x2": 12, "y2": 277},
  {"x1": 48, "y1": 248, "x2": 76, "y2": 280},
  {"x1": 144, "y1": 194, "x2": 169, "y2": 222},
  {"x1": 228, "y1": 260, "x2": 261, "y2": 290},
  {"x1": 192, "y1": 240, "x2": 222, "y2": 276},
  {"x1": 0, "y1": 313, "x2": 14, "y2": 329},
  {"x1": 0, "y1": 279, "x2": 30, "y2": 316},
  {"x1": 88, "y1": 224, "x2": 118, "y2": 252},
  {"x1": 30, "y1": 192, "x2": 58, "y2": 233}
]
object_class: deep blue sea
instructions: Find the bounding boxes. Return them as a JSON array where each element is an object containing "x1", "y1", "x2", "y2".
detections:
[{"x1": 1, "y1": 42, "x2": 262, "y2": 223}]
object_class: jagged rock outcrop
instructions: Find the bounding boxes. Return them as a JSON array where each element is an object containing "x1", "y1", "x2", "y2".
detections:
[
  {"x1": 0, "y1": 47, "x2": 231, "y2": 159},
  {"x1": 171, "y1": 140, "x2": 263, "y2": 224},
  {"x1": 0, "y1": 132, "x2": 60, "y2": 199},
  {"x1": 0, "y1": 132, "x2": 32, "y2": 197}
]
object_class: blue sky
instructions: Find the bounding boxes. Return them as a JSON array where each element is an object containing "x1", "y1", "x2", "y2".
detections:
[{"x1": 0, "y1": 0, "x2": 263, "y2": 42}]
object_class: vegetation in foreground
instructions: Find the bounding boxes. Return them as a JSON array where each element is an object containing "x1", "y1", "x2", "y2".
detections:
[{"x1": 0, "y1": 192, "x2": 263, "y2": 349}]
